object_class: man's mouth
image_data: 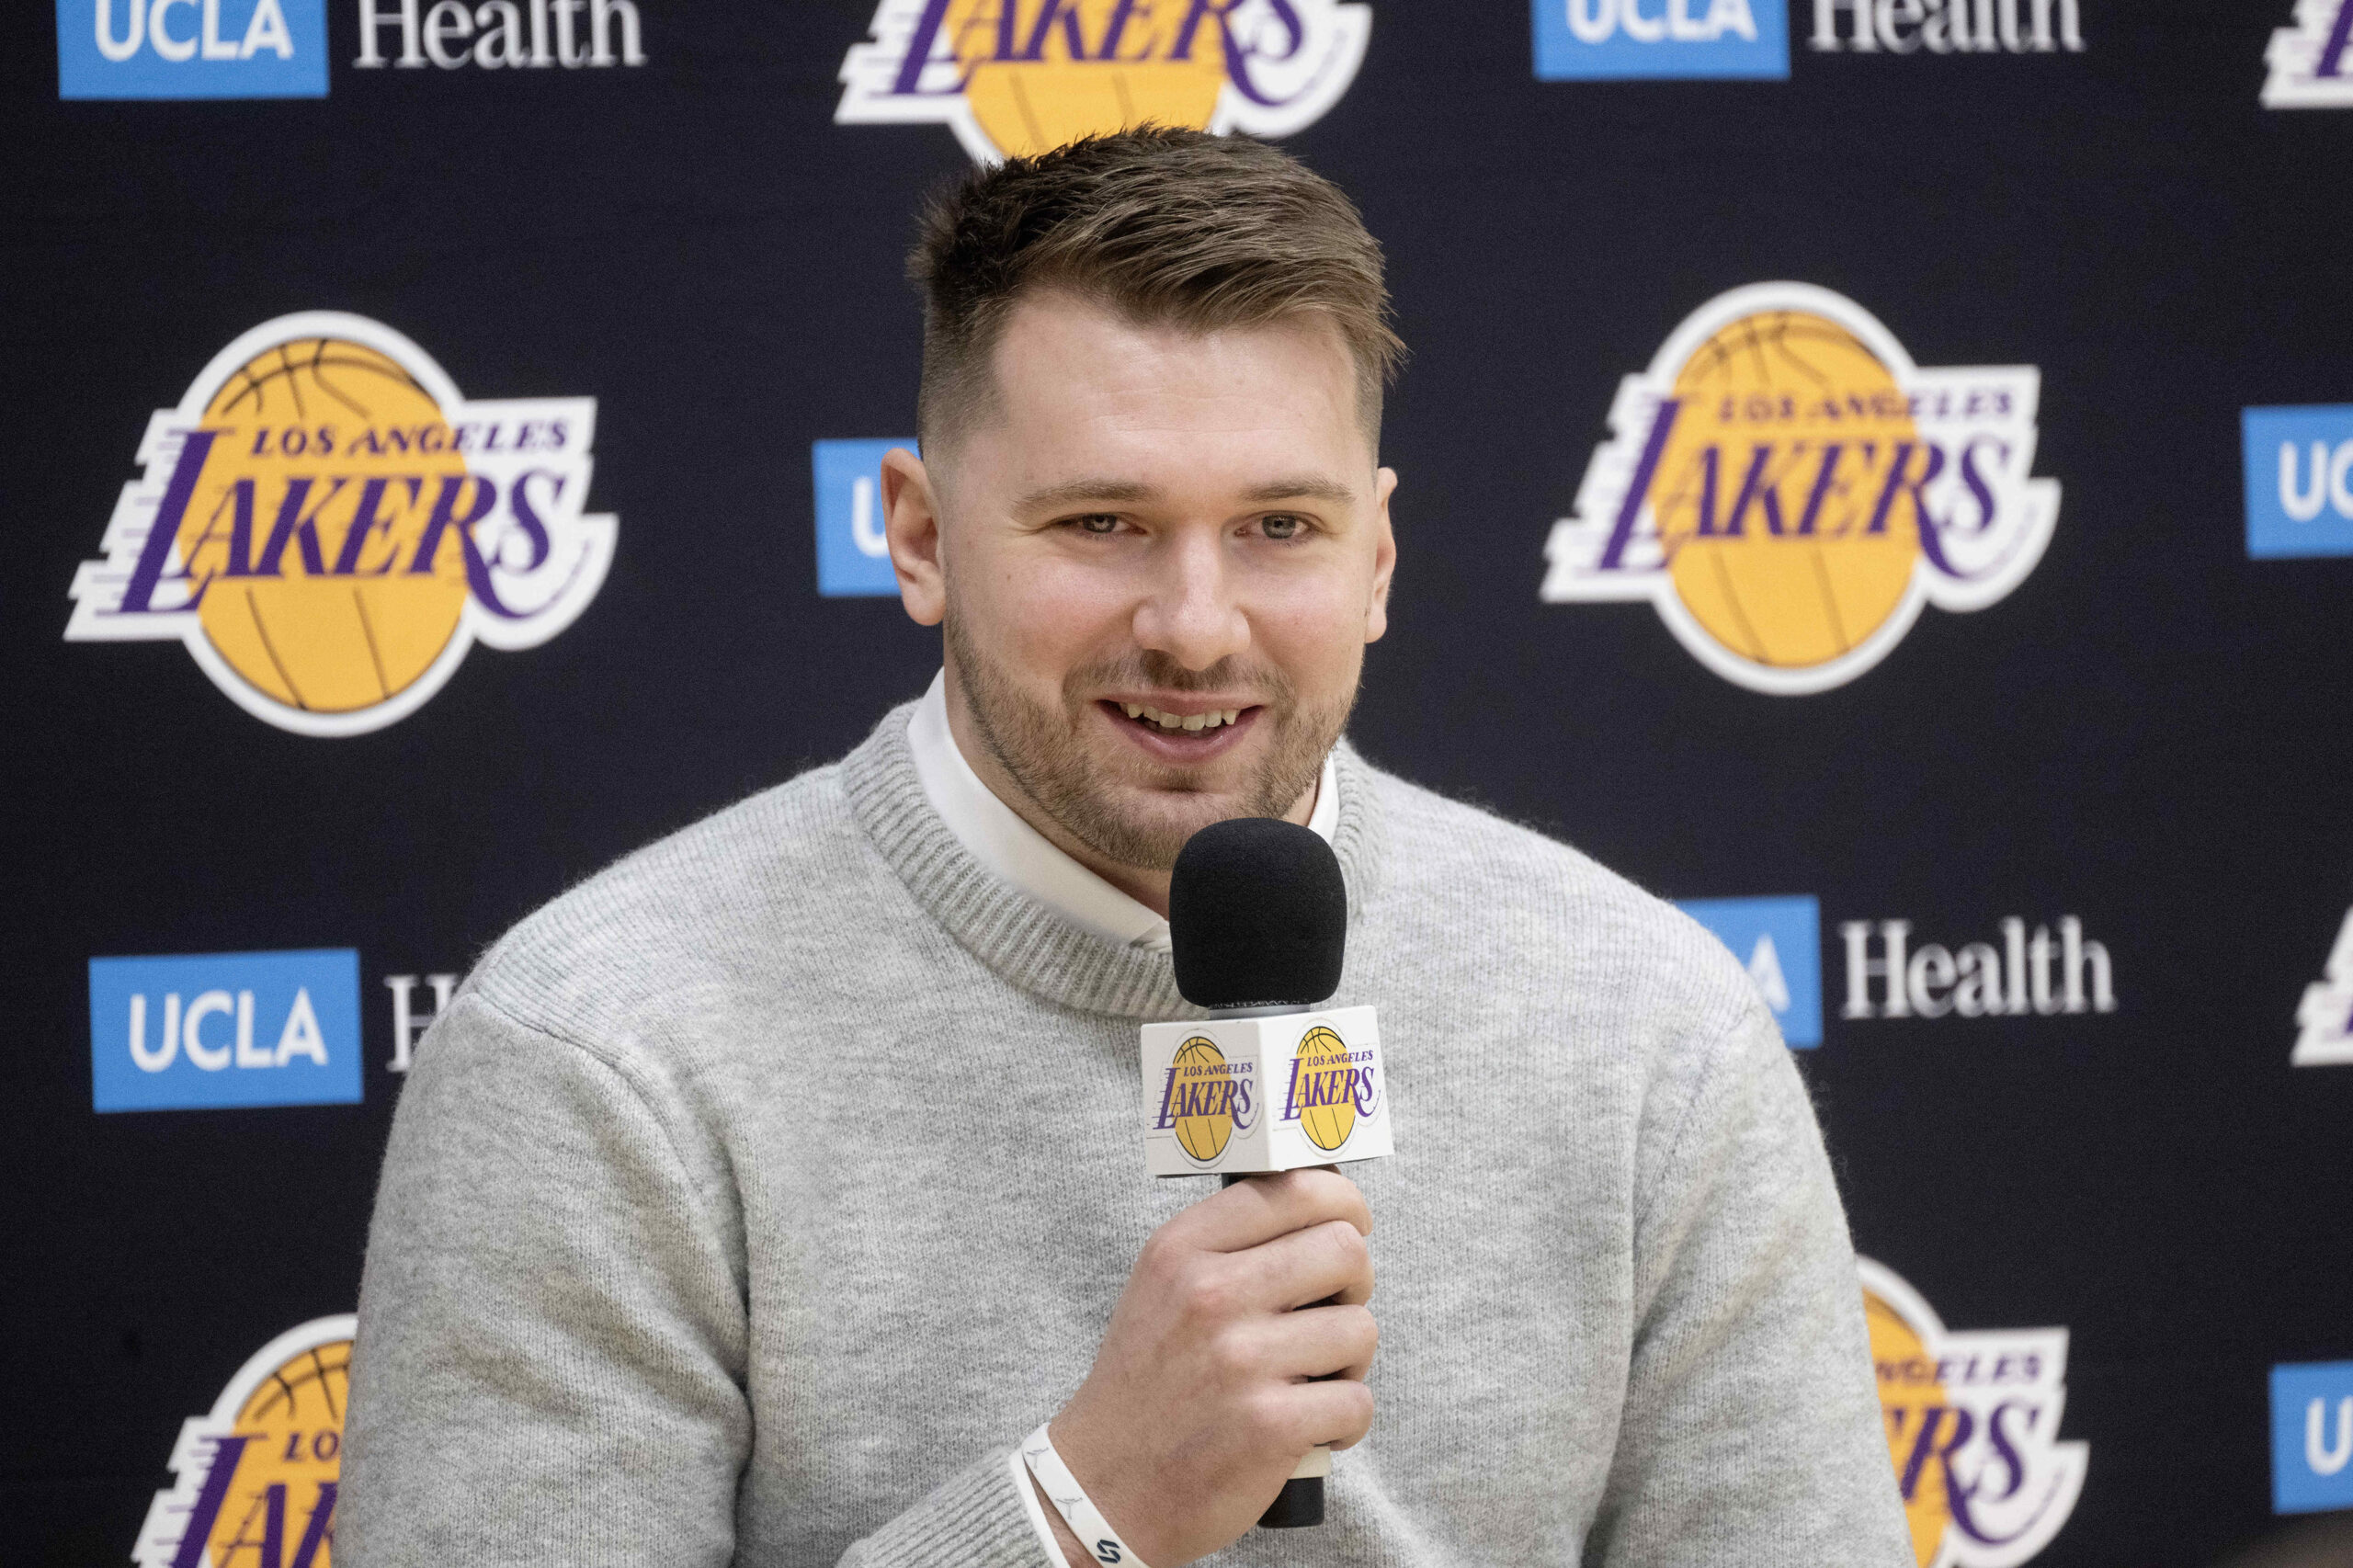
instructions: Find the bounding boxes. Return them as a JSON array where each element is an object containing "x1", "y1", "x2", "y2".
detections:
[
  {"x1": 1115, "y1": 700, "x2": 1245, "y2": 733},
  {"x1": 1097, "y1": 698, "x2": 1261, "y2": 756}
]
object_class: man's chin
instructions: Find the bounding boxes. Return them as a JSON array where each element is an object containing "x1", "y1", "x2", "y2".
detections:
[{"x1": 1075, "y1": 786, "x2": 1260, "y2": 873}]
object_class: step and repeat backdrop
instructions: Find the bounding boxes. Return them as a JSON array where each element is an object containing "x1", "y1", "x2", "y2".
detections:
[{"x1": 6, "y1": 1, "x2": 2352, "y2": 1563}]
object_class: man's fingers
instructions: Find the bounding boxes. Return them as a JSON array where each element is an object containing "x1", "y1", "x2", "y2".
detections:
[
  {"x1": 1176, "y1": 1168, "x2": 1370, "y2": 1255},
  {"x1": 1227, "y1": 1216, "x2": 1374, "y2": 1312},
  {"x1": 1280, "y1": 1376, "x2": 1378, "y2": 1455},
  {"x1": 1245, "y1": 1301, "x2": 1379, "y2": 1384}
]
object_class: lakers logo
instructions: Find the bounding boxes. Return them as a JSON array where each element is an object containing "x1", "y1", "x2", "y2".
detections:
[
  {"x1": 1152, "y1": 1036, "x2": 1256, "y2": 1165},
  {"x1": 835, "y1": 0, "x2": 1372, "y2": 165},
  {"x1": 66, "y1": 312, "x2": 615, "y2": 736},
  {"x1": 1280, "y1": 1024, "x2": 1373, "y2": 1153},
  {"x1": 133, "y1": 1314, "x2": 354, "y2": 1568},
  {"x1": 1542, "y1": 284, "x2": 2059, "y2": 694},
  {"x1": 1859, "y1": 1258, "x2": 2086, "y2": 1568}
]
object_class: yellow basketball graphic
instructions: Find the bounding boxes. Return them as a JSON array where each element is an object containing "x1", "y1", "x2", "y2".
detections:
[
  {"x1": 202, "y1": 1335, "x2": 349, "y2": 1565},
  {"x1": 1294, "y1": 1025, "x2": 1357, "y2": 1153},
  {"x1": 946, "y1": 0, "x2": 1226, "y2": 158},
  {"x1": 1171, "y1": 1036, "x2": 1238, "y2": 1163},
  {"x1": 1866, "y1": 1285, "x2": 1952, "y2": 1567},
  {"x1": 178, "y1": 339, "x2": 471, "y2": 715},
  {"x1": 1654, "y1": 311, "x2": 1922, "y2": 671}
]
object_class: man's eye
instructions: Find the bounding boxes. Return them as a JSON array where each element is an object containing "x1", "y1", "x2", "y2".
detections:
[
  {"x1": 1261, "y1": 515, "x2": 1306, "y2": 540},
  {"x1": 1074, "y1": 515, "x2": 1120, "y2": 535}
]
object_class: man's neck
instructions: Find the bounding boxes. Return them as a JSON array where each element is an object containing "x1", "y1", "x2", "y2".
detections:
[{"x1": 941, "y1": 671, "x2": 1316, "y2": 918}]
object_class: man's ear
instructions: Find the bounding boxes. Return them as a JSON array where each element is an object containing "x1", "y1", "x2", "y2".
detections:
[
  {"x1": 1364, "y1": 465, "x2": 1399, "y2": 643},
  {"x1": 881, "y1": 447, "x2": 946, "y2": 627}
]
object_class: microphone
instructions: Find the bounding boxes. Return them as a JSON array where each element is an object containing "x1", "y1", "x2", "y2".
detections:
[{"x1": 1144, "y1": 816, "x2": 1393, "y2": 1530}]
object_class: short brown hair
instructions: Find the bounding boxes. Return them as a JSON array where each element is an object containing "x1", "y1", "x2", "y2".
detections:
[{"x1": 908, "y1": 127, "x2": 1404, "y2": 452}]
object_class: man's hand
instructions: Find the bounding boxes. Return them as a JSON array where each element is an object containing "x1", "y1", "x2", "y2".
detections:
[{"x1": 1037, "y1": 1168, "x2": 1377, "y2": 1568}]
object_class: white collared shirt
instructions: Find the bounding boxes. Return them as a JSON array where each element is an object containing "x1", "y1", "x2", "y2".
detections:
[{"x1": 906, "y1": 670, "x2": 1337, "y2": 955}]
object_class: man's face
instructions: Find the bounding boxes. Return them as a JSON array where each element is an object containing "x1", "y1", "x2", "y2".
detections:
[{"x1": 883, "y1": 291, "x2": 1396, "y2": 876}]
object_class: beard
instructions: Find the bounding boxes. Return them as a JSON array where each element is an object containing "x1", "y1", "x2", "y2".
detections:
[{"x1": 944, "y1": 610, "x2": 1353, "y2": 872}]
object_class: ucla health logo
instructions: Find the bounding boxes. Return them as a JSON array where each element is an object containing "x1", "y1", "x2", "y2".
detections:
[
  {"x1": 133, "y1": 1315, "x2": 351, "y2": 1566},
  {"x1": 813, "y1": 438, "x2": 915, "y2": 597},
  {"x1": 89, "y1": 949, "x2": 361, "y2": 1112},
  {"x1": 58, "y1": 0, "x2": 325, "y2": 98},
  {"x1": 1842, "y1": 915, "x2": 2115, "y2": 1020},
  {"x1": 836, "y1": 0, "x2": 1370, "y2": 164},
  {"x1": 1534, "y1": 0, "x2": 1787, "y2": 80},
  {"x1": 1543, "y1": 284, "x2": 2059, "y2": 694},
  {"x1": 66, "y1": 313, "x2": 614, "y2": 736},
  {"x1": 2265, "y1": 2, "x2": 2353, "y2": 107},
  {"x1": 1677, "y1": 895, "x2": 1821, "y2": 1046},
  {"x1": 2245, "y1": 406, "x2": 2353, "y2": 559},
  {"x1": 2273, "y1": 1361, "x2": 2353, "y2": 1514},
  {"x1": 1809, "y1": 0, "x2": 2081, "y2": 55},
  {"x1": 1862, "y1": 1257, "x2": 2086, "y2": 1567}
]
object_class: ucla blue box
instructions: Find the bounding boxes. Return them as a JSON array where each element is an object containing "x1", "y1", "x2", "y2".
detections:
[
  {"x1": 2272, "y1": 1361, "x2": 2353, "y2": 1515},
  {"x1": 1675, "y1": 895, "x2": 1823, "y2": 1047},
  {"x1": 1533, "y1": 0, "x2": 1788, "y2": 80},
  {"x1": 57, "y1": 0, "x2": 327, "y2": 99},
  {"x1": 90, "y1": 949, "x2": 362, "y2": 1112},
  {"x1": 813, "y1": 438, "x2": 917, "y2": 597},
  {"x1": 2245, "y1": 405, "x2": 2353, "y2": 559}
]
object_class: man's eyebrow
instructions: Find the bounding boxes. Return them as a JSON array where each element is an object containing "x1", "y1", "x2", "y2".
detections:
[
  {"x1": 1017, "y1": 475, "x2": 1360, "y2": 512},
  {"x1": 1016, "y1": 478, "x2": 1160, "y2": 512},
  {"x1": 1238, "y1": 476, "x2": 1358, "y2": 506}
]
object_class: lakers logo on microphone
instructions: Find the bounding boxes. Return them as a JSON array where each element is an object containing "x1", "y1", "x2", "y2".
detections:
[
  {"x1": 1152, "y1": 1036, "x2": 1256, "y2": 1165},
  {"x1": 835, "y1": 0, "x2": 1371, "y2": 165},
  {"x1": 66, "y1": 312, "x2": 615, "y2": 736},
  {"x1": 1279, "y1": 1024, "x2": 1376, "y2": 1153},
  {"x1": 1541, "y1": 283, "x2": 2058, "y2": 695},
  {"x1": 1142, "y1": 1007, "x2": 1388, "y2": 1176},
  {"x1": 132, "y1": 1314, "x2": 354, "y2": 1567}
]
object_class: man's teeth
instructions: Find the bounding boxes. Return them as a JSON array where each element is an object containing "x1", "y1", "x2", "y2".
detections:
[{"x1": 1120, "y1": 703, "x2": 1243, "y2": 732}]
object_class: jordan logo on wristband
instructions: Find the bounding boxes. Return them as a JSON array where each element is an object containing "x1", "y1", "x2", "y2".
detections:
[{"x1": 1021, "y1": 1423, "x2": 1151, "y2": 1568}]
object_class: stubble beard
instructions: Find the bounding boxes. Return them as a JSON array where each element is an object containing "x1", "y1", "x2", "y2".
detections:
[{"x1": 945, "y1": 610, "x2": 1352, "y2": 872}]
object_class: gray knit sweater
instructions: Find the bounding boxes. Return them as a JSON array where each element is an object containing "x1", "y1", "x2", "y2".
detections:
[{"x1": 340, "y1": 705, "x2": 1912, "y2": 1567}]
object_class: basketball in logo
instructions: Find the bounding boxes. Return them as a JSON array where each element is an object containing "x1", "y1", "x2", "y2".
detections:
[
  {"x1": 1171, "y1": 1035, "x2": 1238, "y2": 1163},
  {"x1": 67, "y1": 312, "x2": 616, "y2": 737},
  {"x1": 1543, "y1": 283, "x2": 2060, "y2": 695},
  {"x1": 1294, "y1": 1025, "x2": 1356, "y2": 1153},
  {"x1": 836, "y1": 0, "x2": 1372, "y2": 165},
  {"x1": 134, "y1": 1314, "x2": 354, "y2": 1568},
  {"x1": 1654, "y1": 312, "x2": 1921, "y2": 670},
  {"x1": 195, "y1": 340, "x2": 472, "y2": 717},
  {"x1": 950, "y1": 0, "x2": 1227, "y2": 159},
  {"x1": 1864, "y1": 1277, "x2": 1953, "y2": 1565}
]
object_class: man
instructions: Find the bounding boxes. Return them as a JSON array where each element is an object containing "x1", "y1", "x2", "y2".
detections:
[{"x1": 342, "y1": 129, "x2": 1910, "y2": 1566}]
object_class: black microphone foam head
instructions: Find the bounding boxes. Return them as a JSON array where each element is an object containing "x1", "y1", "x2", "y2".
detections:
[{"x1": 1168, "y1": 816, "x2": 1347, "y2": 1010}]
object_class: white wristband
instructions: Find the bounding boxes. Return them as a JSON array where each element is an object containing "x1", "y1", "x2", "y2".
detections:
[{"x1": 1019, "y1": 1422, "x2": 1153, "y2": 1568}]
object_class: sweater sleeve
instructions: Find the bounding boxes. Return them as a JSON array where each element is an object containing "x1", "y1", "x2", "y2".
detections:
[
  {"x1": 338, "y1": 992, "x2": 1056, "y2": 1568},
  {"x1": 1584, "y1": 998, "x2": 1915, "y2": 1568}
]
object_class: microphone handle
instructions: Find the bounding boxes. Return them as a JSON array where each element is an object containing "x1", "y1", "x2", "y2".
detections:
[{"x1": 1222, "y1": 1173, "x2": 1327, "y2": 1529}]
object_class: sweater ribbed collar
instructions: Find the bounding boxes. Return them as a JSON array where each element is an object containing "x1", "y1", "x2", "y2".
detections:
[{"x1": 843, "y1": 700, "x2": 1388, "y2": 1019}]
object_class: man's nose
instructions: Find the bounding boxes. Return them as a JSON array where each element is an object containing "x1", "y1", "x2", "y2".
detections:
[{"x1": 1131, "y1": 530, "x2": 1250, "y2": 671}]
